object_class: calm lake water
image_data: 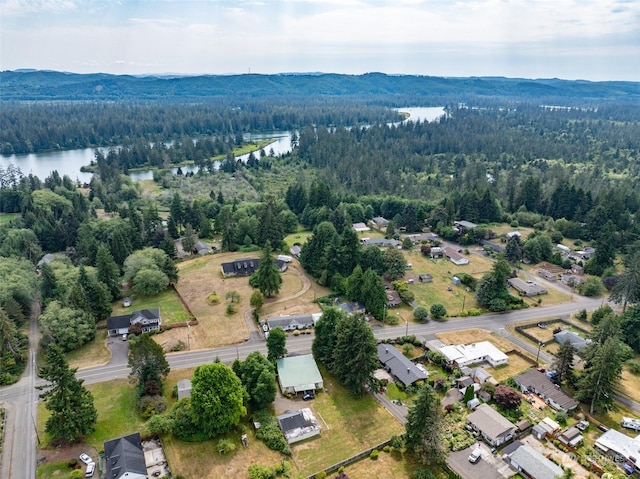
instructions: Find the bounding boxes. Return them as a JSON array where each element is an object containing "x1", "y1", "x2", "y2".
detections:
[{"x1": 0, "y1": 107, "x2": 444, "y2": 182}]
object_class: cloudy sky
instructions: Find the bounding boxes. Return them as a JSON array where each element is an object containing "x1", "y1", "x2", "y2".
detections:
[{"x1": 1, "y1": 0, "x2": 639, "y2": 81}]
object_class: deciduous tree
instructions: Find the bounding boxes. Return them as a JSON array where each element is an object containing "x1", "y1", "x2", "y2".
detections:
[
  {"x1": 232, "y1": 351, "x2": 276, "y2": 409},
  {"x1": 266, "y1": 327, "x2": 287, "y2": 362},
  {"x1": 190, "y1": 362, "x2": 246, "y2": 438},
  {"x1": 493, "y1": 384, "x2": 522, "y2": 409}
]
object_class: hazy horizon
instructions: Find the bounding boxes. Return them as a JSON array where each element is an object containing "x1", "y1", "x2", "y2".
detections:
[{"x1": 1, "y1": 0, "x2": 639, "y2": 82}]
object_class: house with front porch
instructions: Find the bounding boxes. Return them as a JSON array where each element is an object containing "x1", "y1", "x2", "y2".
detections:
[{"x1": 466, "y1": 403, "x2": 516, "y2": 447}]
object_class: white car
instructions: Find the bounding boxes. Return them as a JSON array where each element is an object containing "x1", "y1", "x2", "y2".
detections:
[
  {"x1": 85, "y1": 461, "x2": 95, "y2": 478},
  {"x1": 468, "y1": 447, "x2": 482, "y2": 464},
  {"x1": 79, "y1": 453, "x2": 92, "y2": 465}
]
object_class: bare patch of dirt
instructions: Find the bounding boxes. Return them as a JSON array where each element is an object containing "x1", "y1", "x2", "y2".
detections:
[{"x1": 39, "y1": 442, "x2": 97, "y2": 467}]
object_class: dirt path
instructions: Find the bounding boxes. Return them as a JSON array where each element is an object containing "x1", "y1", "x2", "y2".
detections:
[{"x1": 242, "y1": 261, "x2": 313, "y2": 336}]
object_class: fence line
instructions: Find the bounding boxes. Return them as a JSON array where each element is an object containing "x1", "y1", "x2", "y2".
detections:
[{"x1": 306, "y1": 439, "x2": 391, "y2": 479}]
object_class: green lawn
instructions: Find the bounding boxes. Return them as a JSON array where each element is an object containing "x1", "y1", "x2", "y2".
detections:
[
  {"x1": 37, "y1": 378, "x2": 145, "y2": 450},
  {"x1": 283, "y1": 230, "x2": 313, "y2": 248},
  {"x1": 110, "y1": 288, "x2": 192, "y2": 326},
  {"x1": 294, "y1": 366, "x2": 405, "y2": 476},
  {"x1": 37, "y1": 462, "x2": 73, "y2": 479},
  {"x1": 0, "y1": 213, "x2": 19, "y2": 225}
]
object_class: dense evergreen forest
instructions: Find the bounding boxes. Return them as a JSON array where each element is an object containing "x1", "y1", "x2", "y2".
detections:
[{"x1": 2, "y1": 71, "x2": 640, "y2": 386}]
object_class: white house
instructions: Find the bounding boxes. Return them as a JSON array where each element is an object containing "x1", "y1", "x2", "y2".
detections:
[
  {"x1": 277, "y1": 408, "x2": 321, "y2": 444},
  {"x1": 267, "y1": 314, "x2": 314, "y2": 331},
  {"x1": 439, "y1": 341, "x2": 509, "y2": 367},
  {"x1": 596, "y1": 429, "x2": 640, "y2": 474},
  {"x1": 444, "y1": 247, "x2": 469, "y2": 265}
]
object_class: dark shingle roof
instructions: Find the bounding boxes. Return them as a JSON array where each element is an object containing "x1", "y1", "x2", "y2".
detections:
[
  {"x1": 106, "y1": 314, "x2": 133, "y2": 331},
  {"x1": 104, "y1": 432, "x2": 146, "y2": 479},
  {"x1": 377, "y1": 344, "x2": 427, "y2": 386},
  {"x1": 514, "y1": 369, "x2": 578, "y2": 411}
]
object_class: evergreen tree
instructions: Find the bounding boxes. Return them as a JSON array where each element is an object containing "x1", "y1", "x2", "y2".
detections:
[
  {"x1": 553, "y1": 341, "x2": 576, "y2": 386},
  {"x1": 346, "y1": 265, "x2": 364, "y2": 301},
  {"x1": 182, "y1": 224, "x2": 196, "y2": 256},
  {"x1": 576, "y1": 337, "x2": 624, "y2": 414},
  {"x1": 38, "y1": 345, "x2": 97, "y2": 444},
  {"x1": 96, "y1": 244, "x2": 120, "y2": 301},
  {"x1": 167, "y1": 215, "x2": 179, "y2": 239},
  {"x1": 170, "y1": 193, "x2": 184, "y2": 232},
  {"x1": 611, "y1": 252, "x2": 640, "y2": 312},
  {"x1": 39, "y1": 262, "x2": 58, "y2": 306},
  {"x1": 331, "y1": 314, "x2": 378, "y2": 397},
  {"x1": 160, "y1": 235, "x2": 178, "y2": 259},
  {"x1": 505, "y1": 235, "x2": 523, "y2": 263},
  {"x1": 252, "y1": 243, "x2": 282, "y2": 297},
  {"x1": 128, "y1": 333, "x2": 170, "y2": 393},
  {"x1": 361, "y1": 268, "x2": 387, "y2": 319},
  {"x1": 312, "y1": 307, "x2": 345, "y2": 368},
  {"x1": 257, "y1": 196, "x2": 284, "y2": 247},
  {"x1": 405, "y1": 384, "x2": 445, "y2": 465}
]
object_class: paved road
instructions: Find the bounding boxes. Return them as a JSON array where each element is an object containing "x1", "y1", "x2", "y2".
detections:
[{"x1": 0, "y1": 289, "x2": 634, "y2": 479}]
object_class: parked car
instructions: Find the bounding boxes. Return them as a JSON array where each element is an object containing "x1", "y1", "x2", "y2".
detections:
[
  {"x1": 468, "y1": 447, "x2": 482, "y2": 464},
  {"x1": 576, "y1": 420, "x2": 589, "y2": 431},
  {"x1": 85, "y1": 462, "x2": 95, "y2": 478},
  {"x1": 122, "y1": 334, "x2": 128, "y2": 341},
  {"x1": 302, "y1": 392, "x2": 315, "y2": 401},
  {"x1": 79, "y1": 453, "x2": 92, "y2": 465}
]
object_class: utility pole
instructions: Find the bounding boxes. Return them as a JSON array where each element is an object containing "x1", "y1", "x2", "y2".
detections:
[
  {"x1": 535, "y1": 341, "x2": 542, "y2": 366},
  {"x1": 187, "y1": 321, "x2": 191, "y2": 351}
]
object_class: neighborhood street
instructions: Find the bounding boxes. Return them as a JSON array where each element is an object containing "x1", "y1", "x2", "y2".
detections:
[{"x1": 0, "y1": 290, "x2": 633, "y2": 479}]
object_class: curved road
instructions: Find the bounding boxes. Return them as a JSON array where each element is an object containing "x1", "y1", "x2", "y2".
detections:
[{"x1": 1, "y1": 291, "x2": 635, "y2": 479}]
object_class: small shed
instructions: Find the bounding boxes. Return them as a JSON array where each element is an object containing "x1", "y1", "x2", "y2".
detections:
[
  {"x1": 177, "y1": 379, "x2": 192, "y2": 400},
  {"x1": 419, "y1": 274, "x2": 433, "y2": 283},
  {"x1": 532, "y1": 423, "x2": 550, "y2": 440},
  {"x1": 452, "y1": 276, "x2": 461, "y2": 286},
  {"x1": 467, "y1": 398, "x2": 481, "y2": 410}
]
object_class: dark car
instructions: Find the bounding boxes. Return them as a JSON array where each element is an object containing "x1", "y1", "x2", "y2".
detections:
[{"x1": 302, "y1": 392, "x2": 315, "y2": 401}]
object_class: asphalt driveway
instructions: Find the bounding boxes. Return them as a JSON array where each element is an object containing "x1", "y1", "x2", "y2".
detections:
[
  {"x1": 107, "y1": 334, "x2": 129, "y2": 365},
  {"x1": 448, "y1": 443, "x2": 515, "y2": 479}
]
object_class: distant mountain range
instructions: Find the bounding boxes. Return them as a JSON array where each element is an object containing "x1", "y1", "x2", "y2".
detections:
[{"x1": 1, "y1": 70, "x2": 639, "y2": 102}]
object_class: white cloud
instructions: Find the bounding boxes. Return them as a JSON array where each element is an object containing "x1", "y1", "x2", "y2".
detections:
[{"x1": 1, "y1": 0, "x2": 78, "y2": 16}]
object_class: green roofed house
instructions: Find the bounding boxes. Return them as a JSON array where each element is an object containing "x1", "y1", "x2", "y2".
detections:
[{"x1": 276, "y1": 354, "x2": 323, "y2": 395}]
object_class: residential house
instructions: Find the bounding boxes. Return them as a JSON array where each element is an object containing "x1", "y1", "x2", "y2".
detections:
[
  {"x1": 439, "y1": 341, "x2": 509, "y2": 367},
  {"x1": 360, "y1": 237, "x2": 400, "y2": 248},
  {"x1": 595, "y1": 429, "x2": 640, "y2": 474},
  {"x1": 36, "y1": 253, "x2": 56, "y2": 270},
  {"x1": 402, "y1": 232, "x2": 439, "y2": 243},
  {"x1": 192, "y1": 240, "x2": 209, "y2": 255},
  {"x1": 480, "y1": 240, "x2": 505, "y2": 253},
  {"x1": 456, "y1": 376, "x2": 475, "y2": 390},
  {"x1": 290, "y1": 245, "x2": 302, "y2": 258},
  {"x1": 277, "y1": 408, "x2": 321, "y2": 444},
  {"x1": 453, "y1": 220, "x2": 478, "y2": 235},
  {"x1": 377, "y1": 344, "x2": 428, "y2": 387},
  {"x1": 507, "y1": 278, "x2": 548, "y2": 296},
  {"x1": 106, "y1": 309, "x2": 161, "y2": 336},
  {"x1": 561, "y1": 274, "x2": 586, "y2": 287},
  {"x1": 386, "y1": 290, "x2": 402, "y2": 307},
  {"x1": 514, "y1": 369, "x2": 578, "y2": 412},
  {"x1": 220, "y1": 257, "x2": 287, "y2": 277},
  {"x1": 554, "y1": 330, "x2": 591, "y2": 351},
  {"x1": 556, "y1": 244, "x2": 571, "y2": 255},
  {"x1": 429, "y1": 247, "x2": 445, "y2": 259},
  {"x1": 558, "y1": 426, "x2": 584, "y2": 448},
  {"x1": 538, "y1": 269, "x2": 557, "y2": 281},
  {"x1": 371, "y1": 216, "x2": 390, "y2": 229},
  {"x1": 337, "y1": 301, "x2": 366, "y2": 315},
  {"x1": 177, "y1": 379, "x2": 192, "y2": 400},
  {"x1": 506, "y1": 231, "x2": 521, "y2": 239},
  {"x1": 444, "y1": 247, "x2": 469, "y2": 265},
  {"x1": 352, "y1": 222, "x2": 370, "y2": 232},
  {"x1": 276, "y1": 354, "x2": 323, "y2": 394},
  {"x1": 267, "y1": 314, "x2": 314, "y2": 331},
  {"x1": 507, "y1": 444, "x2": 564, "y2": 479},
  {"x1": 472, "y1": 367, "x2": 494, "y2": 384},
  {"x1": 104, "y1": 432, "x2": 147, "y2": 479},
  {"x1": 466, "y1": 403, "x2": 516, "y2": 447}
]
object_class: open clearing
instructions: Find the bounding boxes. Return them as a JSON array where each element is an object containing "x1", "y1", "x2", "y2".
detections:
[
  {"x1": 66, "y1": 328, "x2": 110, "y2": 370},
  {"x1": 171, "y1": 252, "x2": 317, "y2": 349},
  {"x1": 291, "y1": 366, "x2": 405, "y2": 476}
]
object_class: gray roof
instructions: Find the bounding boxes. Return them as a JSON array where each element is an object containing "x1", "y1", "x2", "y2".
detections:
[
  {"x1": 509, "y1": 444, "x2": 563, "y2": 479},
  {"x1": 278, "y1": 410, "x2": 309, "y2": 433},
  {"x1": 104, "y1": 433, "x2": 147, "y2": 479},
  {"x1": 554, "y1": 330, "x2": 590, "y2": 350},
  {"x1": 507, "y1": 278, "x2": 547, "y2": 296},
  {"x1": 514, "y1": 369, "x2": 578, "y2": 411},
  {"x1": 267, "y1": 314, "x2": 314, "y2": 329},
  {"x1": 361, "y1": 238, "x2": 400, "y2": 248},
  {"x1": 377, "y1": 344, "x2": 427, "y2": 386},
  {"x1": 455, "y1": 220, "x2": 478, "y2": 229},
  {"x1": 466, "y1": 404, "x2": 515, "y2": 442}
]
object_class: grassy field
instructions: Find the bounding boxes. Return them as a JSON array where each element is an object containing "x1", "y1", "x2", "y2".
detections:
[
  {"x1": 0, "y1": 213, "x2": 18, "y2": 225},
  {"x1": 66, "y1": 328, "x2": 111, "y2": 370},
  {"x1": 488, "y1": 353, "x2": 536, "y2": 382},
  {"x1": 110, "y1": 288, "x2": 192, "y2": 327},
  {"x1": 293, "y1": 366, "x2": 405, "y2": 476},
  {"x1": 37, "y1": 378, "x2": 145, "y2": 450},
  {"x1": 170, "y1": 252, "x2": 317, "y2": 349},
  {"x1": 340, "y1": 449, "x2": 418, "y2": 479}
]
